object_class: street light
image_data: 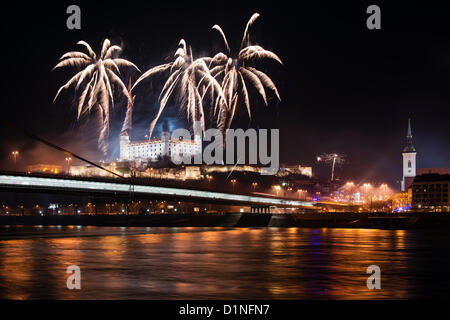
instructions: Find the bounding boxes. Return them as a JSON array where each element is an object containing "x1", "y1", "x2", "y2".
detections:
[
  {"x1": 363, "y1": 183, "x2": 372, "y2": 209},
  {"x1": 273, "y1": 185, "x2": 281, "y2": 196},
  {"x1": 65, "y1": 157, "x2": 72, "y2": 175},
  {"x1": 11, "y1": 151, "x2": 19, "y2": 166},
  {"x1": 230, "y1": 179, "x2": 237, "y2": 192},
  {"x1": 297, "y1": 189, "x2": 305, "y2": 200},
  {"x1": 380, "y1": 183, "x2": 388, "y2": 200}
]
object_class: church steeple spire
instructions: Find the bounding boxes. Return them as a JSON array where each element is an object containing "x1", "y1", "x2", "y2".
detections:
[
  {"x1": 403, "y1": 118, "x2": 416, "y2": 153},
  {"x1": 407, "y1": 118, "x2": 412, "y2": 137}
]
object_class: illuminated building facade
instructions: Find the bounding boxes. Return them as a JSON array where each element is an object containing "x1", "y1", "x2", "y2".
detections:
[
  {"x1": 412, "y1": 174, "x2": 450, "y2": 211},
  {"x1": 119, "y1": 125, "x2": 202, "y2": 162},
  {"x1": 278, "y1": 165, "x2": 313, "y2": 178},
  {"x1": 401, "y1": 118, "x2": 417, "y2": 191},
  {"x1": 391, "y1": 191, "x2": 412, "y2": 212},
  {"x1": 27, "y1": 164, "x2": 63, "y2": 174}
]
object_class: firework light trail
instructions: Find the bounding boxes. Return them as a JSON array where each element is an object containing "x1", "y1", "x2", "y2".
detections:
[
  {"x1": 317, "y1": 153, "x2": 346, "y2": 181},
  {"x1": 209, "y1": 13, "x2": 282, "y2": 130},
  {"x1": 121, "y1": 77, "x2": 136, "y2": 134},
  {"x1": 53, "y1": 39, "x2": 140, "y2": 155},
  {"x1": 133, "y1": 39, "x2": 225, "y2": 138}
]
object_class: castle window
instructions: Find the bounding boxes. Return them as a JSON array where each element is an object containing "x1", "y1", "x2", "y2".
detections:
[{"x1": 408, "y1": 160, "x2": 412, "y2": 168}]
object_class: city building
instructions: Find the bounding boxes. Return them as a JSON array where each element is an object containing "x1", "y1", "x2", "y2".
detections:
[
  {"x1": 278, "y1": 165, "x2": 313, "y2": 178},
  {"x1": 119, "y1": 124, "x2": 202, "y2": 162},
  {"x1": 412, "y1": 174, "x2": 450, "y2": 211},
  {"x1": 203, "y1": 164, "x2": 260, "y2": 174},
  {"x1": 70, "y1": 163, "x2": 203, "y2": 180},
  {"x1": 27, "y1": 164, "x2": 63, "y2": 174},
  {"x1": 417, "y1": 167, "x2": 450, "y2": 175},
  {"x1": 391, "y1": 191, "x2": 412, "y2": 212},
  {"x1": 401, "y1": 118, "x2": 417, "y2": 191}
]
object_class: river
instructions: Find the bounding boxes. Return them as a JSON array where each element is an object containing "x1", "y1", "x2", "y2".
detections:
[{"x1": 0, "y1": 225, "x2": 449, "y2": 299}]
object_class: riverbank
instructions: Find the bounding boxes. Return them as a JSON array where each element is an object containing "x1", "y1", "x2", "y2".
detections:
[{"x1": 1, "y1": 212, "x2": 450, "y2": 229}]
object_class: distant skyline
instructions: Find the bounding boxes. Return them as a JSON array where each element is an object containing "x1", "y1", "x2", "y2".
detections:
[{"x1": 1, "y1": 1, "x2": 450, "y2": 187}]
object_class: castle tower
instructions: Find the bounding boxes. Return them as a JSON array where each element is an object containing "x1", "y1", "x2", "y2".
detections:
[
  {"x1": 119, "y1": 131, "x2": 131, "y2": 160},
  {"x1": 161, "y1": 121, "x2": 169, "y2": 156},
  {"x1": 194, "y1": 132, "x2": 202, "y2": 155},
  {"x1": 401, "y1": 118, "x2": 417, "y2": 191}
]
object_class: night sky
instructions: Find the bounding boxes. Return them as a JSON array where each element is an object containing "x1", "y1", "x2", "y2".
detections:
[{"x1": 1, "y1": 1, "x2": 450, "y2": 187}]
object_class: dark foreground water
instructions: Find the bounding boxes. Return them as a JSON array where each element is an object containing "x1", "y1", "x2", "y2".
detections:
[{"x1": 0, "y1": 225, "x2": 450, "y2": 299}]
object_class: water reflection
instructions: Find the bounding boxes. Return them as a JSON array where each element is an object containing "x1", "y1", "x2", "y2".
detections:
[{"x1": 0, "y1": 226, "x2": 449, "y2": 299}]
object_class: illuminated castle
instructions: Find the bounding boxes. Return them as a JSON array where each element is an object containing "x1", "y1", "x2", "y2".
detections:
[{"x1": 119, "y1": 123, "x2": 202, "y2": 162}]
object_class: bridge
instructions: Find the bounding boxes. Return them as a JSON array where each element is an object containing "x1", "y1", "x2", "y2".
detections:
[{"x1": 0, "y1": 174, "x2": 315, "y2": 209}]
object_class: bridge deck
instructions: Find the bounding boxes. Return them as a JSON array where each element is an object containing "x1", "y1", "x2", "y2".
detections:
[{"x1": 0, "y1": 174, "x2": 314, "y2": 208}]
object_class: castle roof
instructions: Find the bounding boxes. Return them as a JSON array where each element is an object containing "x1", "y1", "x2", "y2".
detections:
[{"x1": 129, "y1": 138, "x2": 195, "y2": 146}]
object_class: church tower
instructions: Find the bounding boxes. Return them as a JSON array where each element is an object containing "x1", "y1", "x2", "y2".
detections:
[{"x1": 401, "y1": 118, "x2": 417, "y2": 191}]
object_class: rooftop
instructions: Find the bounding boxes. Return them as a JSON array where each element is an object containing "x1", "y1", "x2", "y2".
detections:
[{"x1": 413, "y1": 174, "x2": 450, "y2": 183}]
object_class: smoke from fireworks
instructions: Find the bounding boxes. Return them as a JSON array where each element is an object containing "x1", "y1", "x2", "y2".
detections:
[
  {"x1": 209, "y1": 13, "x2": 282, "y2": 130},
  {"x1": 133, "y1": 39, "x2": 225, "y2": 138},
  {"x1": 53, "y1": 39, "x2": 140, "y2": 155}
]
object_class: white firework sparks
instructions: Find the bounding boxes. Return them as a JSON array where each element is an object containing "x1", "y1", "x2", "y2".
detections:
[
  {"x1": 209, "y1": 13, "x2": 282, "y2": 130},
  {"x1": 133, "y1": 39, "x2": 225, "y2": 138},
  {"x1": 53, "y1": 39, "x2": 140, "y2": 155},
  {"x1": 317, "y1": 153, "x2": 346, "y2": 181}
]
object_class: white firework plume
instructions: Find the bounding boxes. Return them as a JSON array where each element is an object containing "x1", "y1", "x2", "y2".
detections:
[
  {"x1": 317, "y1": 153, "x2": 346, "y2": 181},
  {"x1": 53, "y1": 39, "x2": 140, "y2": 155},
  {"x1": 121, "y1": 77, "x2": 136, "y2": 134},
  {"x1": 209, "y1": 13, "x2": 282, "y2": 130},
  {"x1": 133, "y1": 39, "x2": 226, "y2": 138}
]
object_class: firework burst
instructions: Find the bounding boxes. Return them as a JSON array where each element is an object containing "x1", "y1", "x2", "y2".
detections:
[
  {"x1": 317, "y1": 153, "x2": 346, "y2": 181},
  {"x1": 53, "y1": 39, "x2": 140, "y2": 155},
  {"x1": 209, "y1": 13, "x2": 282, "y2": 130},
  {"x1": 133, "y1": 39, "x2": 225, "y2": 138}
]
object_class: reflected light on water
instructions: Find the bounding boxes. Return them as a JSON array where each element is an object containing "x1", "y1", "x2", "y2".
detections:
[{"x1": 0, "y1": 226, "x2": 449, "y2": 299}]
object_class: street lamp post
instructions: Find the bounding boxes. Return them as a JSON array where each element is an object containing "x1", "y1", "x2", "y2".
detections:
[
  {"x1": 363, "y1": 183, "x2": 372, "y2": 210},
  {"x1": 273, "y1": 185, "x2": 281, "y2": 196},
  {"x1": 65, "y1": 157, "x2": 72, "y2": 175},
  {"x1": 11, "y1": 151, "x2": 19, "y2": 167},
  {"x1": 381, "y1": 184, "x2": 388, "y2": 200},
  {"x1": 230, "y1": 179, "x2": 237, "y2": 192}
]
